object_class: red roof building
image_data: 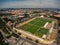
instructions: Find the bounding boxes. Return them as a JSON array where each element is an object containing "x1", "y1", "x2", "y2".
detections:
[{"x1": 54, "y1": 13, "x2": 60, "y2": 18}]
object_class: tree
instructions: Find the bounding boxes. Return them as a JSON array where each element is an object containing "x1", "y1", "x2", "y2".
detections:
[
  {"x1": 35, "y1": 40, "x2": 39, "y2": 43},
  {"x1": 24, "y1": 12, "x2": 29, "y2": 18}
]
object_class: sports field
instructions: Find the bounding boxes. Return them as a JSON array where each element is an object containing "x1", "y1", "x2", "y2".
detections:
[{"x1": 18, "y1": 18, "x2": 52, "y2": 37}]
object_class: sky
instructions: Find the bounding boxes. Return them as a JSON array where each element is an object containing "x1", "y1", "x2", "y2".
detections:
[{"x1": 0, "y1": 0, "x2": 60, "y2": 8}]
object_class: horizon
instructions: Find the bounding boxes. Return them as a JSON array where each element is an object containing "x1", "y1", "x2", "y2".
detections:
[{"x1": 0, "y1": 8, "x2": 60, "y2": 10}]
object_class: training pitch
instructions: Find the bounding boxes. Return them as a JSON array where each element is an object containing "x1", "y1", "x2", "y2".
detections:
[{"x1": 17, "y1": 18, "x2": 52, "y2": 37}]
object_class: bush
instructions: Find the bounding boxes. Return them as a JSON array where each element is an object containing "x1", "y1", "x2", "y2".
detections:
[
  {"x1": 12, "y1": 32, "x2": 19, "y2": 38},
  {"x1": 18, "y1": 33, "x2": 21, "y2": 35},
  {"x1": 35, "y1": 40, "x2": 39, "y2": 43}
]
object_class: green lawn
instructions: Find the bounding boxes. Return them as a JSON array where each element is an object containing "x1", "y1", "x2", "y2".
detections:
[{"x1": 18, "y1": 18, "x2": 52, "y2": 37}]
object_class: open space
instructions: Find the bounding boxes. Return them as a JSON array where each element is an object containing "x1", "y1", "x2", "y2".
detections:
[{"x1": 17, "y1": 18, "x2": 52, "y2": 37}]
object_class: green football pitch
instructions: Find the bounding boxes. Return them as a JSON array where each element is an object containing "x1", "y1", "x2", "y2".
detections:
[{"x1": 17, "y1": 18, "x2": 52, "y2": 37}]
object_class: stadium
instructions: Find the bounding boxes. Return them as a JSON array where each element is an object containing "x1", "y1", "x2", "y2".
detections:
[
  {"x1": 17, "y1": 17, "x2": 52, "y2": 37},
  {"x1": 14, "y1": 17, "x2": 57, "y2": 44}
]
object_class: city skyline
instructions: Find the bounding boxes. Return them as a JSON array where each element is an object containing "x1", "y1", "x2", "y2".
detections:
[{"x1": 0, "y1": 0, "x2": 60, "y2": 8}]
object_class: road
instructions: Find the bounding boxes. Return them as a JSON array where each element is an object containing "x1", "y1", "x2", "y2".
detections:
[
  {"x1": 57, "y1": 27, "x2": 60, "y2": 45},
  {"x1": 15, "y1": 37, "x2": 38, "y2": 45}
]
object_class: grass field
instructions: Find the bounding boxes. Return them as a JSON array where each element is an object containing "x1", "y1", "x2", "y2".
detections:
[{"x1": 17, "y1": 18, "x2": 52, "y2": 37}]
